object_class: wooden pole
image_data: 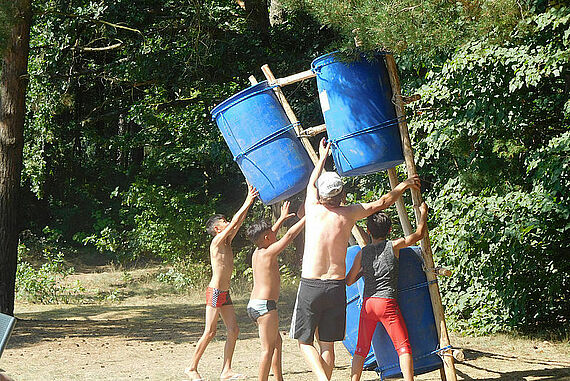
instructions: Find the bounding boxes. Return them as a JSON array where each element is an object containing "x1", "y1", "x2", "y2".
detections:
[
  {"x1": 384, "y1": 53, "x2": 458, "y2": 381},
  {"x1": 275, "y1": 69, "x2": 316, "y2": 87},
  {"x1": 260, "y1": 64, "x2": 368, "y2": 248},
  {"x1": 260, "y1": 64, "x2": 319, "y2": 163},
  {"x1": 386, "y1": 168, "x2": 413, "y2": 236}
]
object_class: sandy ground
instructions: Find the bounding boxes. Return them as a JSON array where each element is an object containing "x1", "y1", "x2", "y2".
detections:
[{"x1": 1, "y1": 269, "x2": 569, "y2": 381}]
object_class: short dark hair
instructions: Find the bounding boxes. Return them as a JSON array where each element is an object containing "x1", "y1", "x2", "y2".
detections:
[
  {"x1": 367, "y1": 212, "x2": 392, "y2": 239},
  {"x1": 246, "y1": 219, "x2": 272, "y2": 244},
  {"x1": 319, "y1": 189, "x2": 345, "y2": 207},
  {"x1": 206, "y1": 214, "x2": 226, "y2": 236}
]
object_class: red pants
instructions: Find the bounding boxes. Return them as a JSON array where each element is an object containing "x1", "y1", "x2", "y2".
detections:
[{"x1": 355, "y1": 297, "x2": 412, "y2": 357}]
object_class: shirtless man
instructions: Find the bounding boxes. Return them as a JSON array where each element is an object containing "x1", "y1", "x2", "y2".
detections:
[
  {"x1": 289, "y1": 138, "x2": 421, "y2": 381},
  {"x1": 185, "y1": 184, "x2": 258, "y2": 381},
  {"x1": 245, "y1": 201, "x2": 306, "y2": 381}
]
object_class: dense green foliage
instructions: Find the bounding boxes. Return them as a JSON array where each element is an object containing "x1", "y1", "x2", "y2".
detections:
[
  {"x1": 285, "y1": 1, "x2": 569, "y2": 332},
  {"x1": 22, "y1": 0, "x2": 333, "y2": 265},
  {"x1": 17, "y1": 0, "x2": 569, "y2": 334}
]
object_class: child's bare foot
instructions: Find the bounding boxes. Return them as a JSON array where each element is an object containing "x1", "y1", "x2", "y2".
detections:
[
  {"x1": 184, "y1": 367, "x2": 204, "y2": 381},
  {"x1": 219, "y1": 372, "x2": 246, "y2": 380}
]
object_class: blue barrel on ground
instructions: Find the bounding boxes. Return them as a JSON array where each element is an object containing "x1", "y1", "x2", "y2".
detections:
[
  {"x1": 311, "y1": 52, "x2": 404, "y2": 177},
  {"x1": 344, "y1": 245, "x2": 443, "y2": 378},
  {"x1": 343, "y1": 245, "x2": 376, "y2": 370},
  {"x1": 211, "y1": 81, "x2": 314, "y2": 204}
]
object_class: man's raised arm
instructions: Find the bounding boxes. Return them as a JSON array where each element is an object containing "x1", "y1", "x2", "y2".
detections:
[
  {"x1": 346, "y1": 175, "x2": 421, "y2": 222},
  {"x1": 306, "y1": 138, "x2": 331, "y2": 203},
  {"x1": 220, "y1": 184, "x2": 259, "y2": 242}
]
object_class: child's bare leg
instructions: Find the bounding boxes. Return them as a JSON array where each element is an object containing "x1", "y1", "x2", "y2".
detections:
[
  {"x1": 350, "y1": 354, "x2": 365, "y2": 381},
  {"x1": 317, "y1": 340, "x2": 335, "y2": 380},
  {"x1": 398, "y1": 353, "x2": 414, "y2": 381},
  {"x1": 219, "y1": 304, "x2": 241, "y2": 379},
  {"x1": 298, "y1": 341, "x2": 329, "y2": 381},
  {"x1": 186, "y1": 305, "x2": 220, "y2": 380},
  {"x1": 270, "y1": 330, "x2": 283, "y2": 381},
  {"x1": 257, "y1": 310, "x2": 279, "y2": 381}
]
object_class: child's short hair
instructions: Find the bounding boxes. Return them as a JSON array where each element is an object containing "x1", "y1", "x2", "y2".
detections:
[
  {"x1": 367, "y1": 212, "x2": 392, "y2": 239},
  {"x1": 206, "y1": 214, "x2": 226, "y2": 236},
  {"x1": 246, "y1": 219, "x2": 272, "y2": 244}
]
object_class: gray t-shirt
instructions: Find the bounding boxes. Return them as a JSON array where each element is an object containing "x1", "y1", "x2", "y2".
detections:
[{"x1": 361, "y1": 241, "x2": 398, "y2": 299}]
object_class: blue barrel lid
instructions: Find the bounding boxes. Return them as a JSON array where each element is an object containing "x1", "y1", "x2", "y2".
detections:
[{"x1": 211, "y1": 80, "x2": 276, "y2": 120}]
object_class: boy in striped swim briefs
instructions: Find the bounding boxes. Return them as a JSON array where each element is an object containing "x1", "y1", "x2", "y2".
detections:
[
  {"x1": 246, "y1": 201, "x2": 306, "y2": 381},
  {"x1": 185, "y1": 185, "x2": 258, "y2": 381}
]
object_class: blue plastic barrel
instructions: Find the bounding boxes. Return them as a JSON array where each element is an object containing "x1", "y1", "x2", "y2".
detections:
[
  {"x1": 311, "y1": 52, "x2": 404, "y2": 177},
  {"x1": 371, "y1": 246, "x2": 442, "y2": 378},
  {"x1": 343, "y1": 245, "x2": 376, "y2": 370},
  {"x1": 211, "y1": 81, "x2": 314, "y2": 204}
]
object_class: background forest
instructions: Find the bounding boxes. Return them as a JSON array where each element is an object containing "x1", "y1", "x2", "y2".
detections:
[{"x1": 5, "y1": 0, "x2": 569, "y2": 335}]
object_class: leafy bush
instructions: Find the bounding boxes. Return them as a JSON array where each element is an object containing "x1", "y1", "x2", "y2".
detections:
[{"x1": 16, "y1": 243, "x2": 82, "y2": 304}]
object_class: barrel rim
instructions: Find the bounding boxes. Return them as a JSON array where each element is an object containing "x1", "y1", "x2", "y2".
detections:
[
  {"x1": 311, "y1": 51, "x2": 390, "y2": 71},
  {"x1": 210, "y1": 80, "x2": 271, "y2": 120}
]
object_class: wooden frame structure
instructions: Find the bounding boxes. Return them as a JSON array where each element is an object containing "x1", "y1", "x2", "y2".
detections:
[{"x1": 248, "y1": 53, "x2": 461, "y2": 380}]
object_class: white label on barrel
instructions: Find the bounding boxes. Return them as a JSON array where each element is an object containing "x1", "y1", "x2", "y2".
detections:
[{"x1": 319, "y1": 90, "x2": 330, "y2": 113}]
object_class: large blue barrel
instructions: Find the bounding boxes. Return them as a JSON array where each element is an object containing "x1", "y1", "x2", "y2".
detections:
[
  {"x1": 211, "y1": 81, "x2": 313, "y2": 204},
  {"x1": 311, "y1": 53, "x2": 404, "y2": 177},
  {"x1": 371, "y1": 246, "x2": 442, "y2": 378},
  {"x1": 343, "y1": 245, "x2": 376, "y2": 370}
]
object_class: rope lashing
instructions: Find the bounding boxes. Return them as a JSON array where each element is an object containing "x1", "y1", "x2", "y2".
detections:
[
  {"x1": 376, "y1": 344, "x2": 450, "y2": 381},
  {"x1": 231, "y1": 122, "x2": 300, "y2": 191},
  {"x1": 328, "y1": 116, "x2": 406, "y2": 170},
  {"x1": 233, "y1": 122, "x2": 300, "y2": 161},
  {"x1": 398, "y1": 279, "x2": 438, "y2": 294}
]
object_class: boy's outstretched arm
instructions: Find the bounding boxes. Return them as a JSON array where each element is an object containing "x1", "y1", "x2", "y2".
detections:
[
  {"x1": 346, "y1": 175, "x2": 421, "y2": 221},
  {"x1": 392, "y1": 202, "x2": 429, "y2": 251},
  {"x1": 219, "y1": 184, "x2": 259, "y2": 242},
  {"x1": 271, "y1": 201, "x2": 296, "y2": 233},
  {"x1": 345, "y1": 250, "x2": 363, "y2": 286},
  {"x1": 265, "y1": 216, "x2": 306, "y2": 257},
  {"x1": 306, "y1": 138, "x2": 331, "y2": 204}
]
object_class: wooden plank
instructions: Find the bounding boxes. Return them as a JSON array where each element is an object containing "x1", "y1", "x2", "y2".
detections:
[
  {"x1": 276, "y1": 69, "x2": 316, "y2": 87},
  {"x1": 384, "y1": 53, "x2": 457, "y2": 381},
  {"x1": 299, "y1": 124, "x2": 326, "y2": 137}
]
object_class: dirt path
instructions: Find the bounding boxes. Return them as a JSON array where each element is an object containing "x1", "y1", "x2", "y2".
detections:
[{"x1": 2, "y1": 280, "x2": 569, "y2": 380}]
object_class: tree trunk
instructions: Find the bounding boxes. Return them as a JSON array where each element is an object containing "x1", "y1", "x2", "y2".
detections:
[
  {"x1": 0, "y1": 0, "x2": 32, "y2": 316},
  {"x1": 269, "y1": 0, "x2": 284, "y2": 26},
  {"x1": 245, "y1": 0, "x2": 270, "y2": 43}
]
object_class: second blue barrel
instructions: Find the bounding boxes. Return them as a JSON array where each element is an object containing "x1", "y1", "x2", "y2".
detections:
[
  {"x1": 211, "y1": 81, "x2": 313, "y2": 204},
  {"x1": 344, "y1": 245, "x2": 443, "y2": 378},
  {"x1": 311, "y1": 52, "x2": 404, "y2": 177}
]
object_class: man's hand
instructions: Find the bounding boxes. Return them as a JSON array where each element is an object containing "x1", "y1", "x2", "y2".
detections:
[
  {"x1": 318, "y1": 137, "x2": 331, "y2": 159},
  {"x1": 279, "y1": 201, "x2": 296, "y2": 221},
  {"x1": 246, "y1": 184, "x2": 259, "y2": 205},
  {"x1": 404, "y1": 175, "x2": 421, "y2": 191}
]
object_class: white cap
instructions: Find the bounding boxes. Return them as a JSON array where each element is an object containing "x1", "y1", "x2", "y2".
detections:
[{"x1": 317, "y1": 171, "x2": 343, "y2": 198}]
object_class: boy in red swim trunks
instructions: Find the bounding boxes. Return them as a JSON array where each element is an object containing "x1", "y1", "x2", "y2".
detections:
[
  {"x1": 185, "y1": 184, "x2": 258, "y2": 381},
  {"x1": 346, "y1": 202, "x2": 429, "y2": 381}
]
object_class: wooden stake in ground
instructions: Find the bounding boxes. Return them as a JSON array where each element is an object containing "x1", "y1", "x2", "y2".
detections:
[{"x1": 384, "y1": 53, "x2": 458, "y2": 381}]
